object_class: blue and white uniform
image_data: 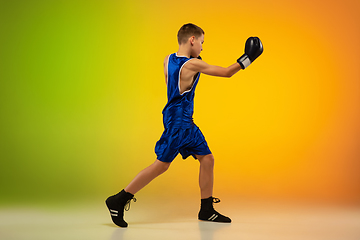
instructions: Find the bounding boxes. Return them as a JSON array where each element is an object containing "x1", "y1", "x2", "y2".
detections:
[{"x1": 155, "y1": 53, "x2": 212, "y2": 162}]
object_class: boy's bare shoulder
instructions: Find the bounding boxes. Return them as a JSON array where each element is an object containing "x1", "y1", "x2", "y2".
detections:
[
  {"x1": 163, "y1": 55, "x2": 170, "y2": 68},
  {"x1": 183, "y1": 58, "x2": 207, "y2": 70},
  {"x1": 164, "y1": 54, "x2": 170, "y2": 62}
]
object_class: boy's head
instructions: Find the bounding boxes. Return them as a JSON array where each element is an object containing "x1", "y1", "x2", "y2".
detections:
[
  {"x1": 177, "y1": 23, "x2": 204, "y2": 45},
  {"x1": 177, "y1": 23, "x2": 204, "y2": 57}
]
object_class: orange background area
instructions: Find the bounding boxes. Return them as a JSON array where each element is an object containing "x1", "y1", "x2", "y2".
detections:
[{"x1": 1, "y1": 0, "x2": 359, "y2": 205}]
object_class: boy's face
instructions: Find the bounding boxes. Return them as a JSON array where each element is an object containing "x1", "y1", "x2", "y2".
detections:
[{"x1": 190, "y1": 34, "x2": 204, "y2": 57}]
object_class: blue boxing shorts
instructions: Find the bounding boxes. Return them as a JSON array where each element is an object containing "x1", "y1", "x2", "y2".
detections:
[{"x1": 155, "y1": 123, "x2": 212, "y2": 163}]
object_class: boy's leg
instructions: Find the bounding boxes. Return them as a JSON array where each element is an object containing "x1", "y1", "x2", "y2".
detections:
[
  {"x1": 125, "y1": 159, "x2": 171, "y2": 194},
  {"x1": 196, "y1": 154, "x2": 214, "y2": 199},
  {"x1": 196, "y1": 154, "x2": 231, "y2": 223},
  {"x1": 106, "y1": 159, "x2": 170, "y2": 227}
]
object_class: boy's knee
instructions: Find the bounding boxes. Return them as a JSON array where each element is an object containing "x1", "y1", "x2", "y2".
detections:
[
  {"x1": 198, "y1": 154, "x2": 215, "y2": 167},
  {"x1": 207, "y1": 155, "x2": 215, "y2": 167},
  {"x1": 162, "y1": 162, "x2": 171, "y2": 172},
  {"x1": 155, "y1": 159, "x2": 171, "y2": 173}
]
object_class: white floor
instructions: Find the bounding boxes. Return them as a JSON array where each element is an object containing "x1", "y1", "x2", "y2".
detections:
[{"x1": 1, "y1": 199, "x2": 360, "y2": 240}]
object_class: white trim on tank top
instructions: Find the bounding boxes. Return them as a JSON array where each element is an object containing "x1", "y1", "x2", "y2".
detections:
[
  {"x1": 175, "y1": 52, "x2": 188, "y2": 58},
  {"x1": 178, "y1": 58, "x2": 198, "y2": 95}
]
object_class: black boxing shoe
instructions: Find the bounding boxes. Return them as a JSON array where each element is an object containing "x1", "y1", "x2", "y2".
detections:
[
  {"x1": 105, "y1": 189, "x2": 136, "y2": 227},
  {"x1": 198, "y1": 197, "x2": 231, "y2": 223}
]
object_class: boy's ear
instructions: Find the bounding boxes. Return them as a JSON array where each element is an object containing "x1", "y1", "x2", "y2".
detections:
[{"x1": 189, "y1": 36, "x2": 195, "y2": 45}]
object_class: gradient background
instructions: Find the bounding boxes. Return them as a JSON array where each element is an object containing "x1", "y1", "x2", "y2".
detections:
[{"x1": 1, "y1": 0, "x2": 359, "y2": 207}]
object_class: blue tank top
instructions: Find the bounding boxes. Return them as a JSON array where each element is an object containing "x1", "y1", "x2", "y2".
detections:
[{"x1": 162, "y1": 53, "x2": 200, "y2": 129}]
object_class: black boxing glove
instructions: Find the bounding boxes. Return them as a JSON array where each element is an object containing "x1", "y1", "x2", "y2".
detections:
[{"x1": 237, "y1": 37, "x2": 263, "y2": 69}]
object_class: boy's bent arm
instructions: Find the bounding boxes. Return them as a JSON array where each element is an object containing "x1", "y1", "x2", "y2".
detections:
[{"x1": 186, "y1": 59, "x2": 242, "y2": 78}]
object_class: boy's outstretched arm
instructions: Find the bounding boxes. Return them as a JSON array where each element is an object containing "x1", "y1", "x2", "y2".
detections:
[
  {"x1": 186, "y1": 36, "x2": 263, "y2": 78},
  {"x1": 185, "y1": 60, "x2": 242, "y2": 78}
]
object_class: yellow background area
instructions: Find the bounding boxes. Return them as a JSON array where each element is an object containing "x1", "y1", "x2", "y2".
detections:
[{"x1": 1, "y1": 0, "x2": 359, "y2": 206}]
